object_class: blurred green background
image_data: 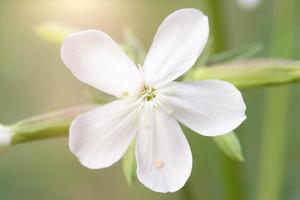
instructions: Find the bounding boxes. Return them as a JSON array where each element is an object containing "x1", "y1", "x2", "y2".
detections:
[{"x1": 0, "y1": 0, "x2": 299, "y2": 199}]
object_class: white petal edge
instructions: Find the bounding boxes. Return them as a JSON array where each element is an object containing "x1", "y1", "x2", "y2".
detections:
[
  {"x1": 136, "y1": 108, "x2": 192, "y2": 193},
  {"x1": 0, "y1": 124, "x2": 11, "y2": 148},
  {"x1": 69, "y1": 98, "x2": 139, "y2": 169},
  {"x1": 143, "y1": 8, "x2": 209, "y2": 87},
  {"x1": 61, "y1": 29, "x2": 143, "y2": 97},
  {"x1": 158, "y1": 80, "x2": 246, "y2": 136}
]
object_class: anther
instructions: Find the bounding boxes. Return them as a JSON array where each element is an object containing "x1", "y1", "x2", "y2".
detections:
[
  {"x1": 154, "y1": 159, "x2": 164, "y2": 168},
  {"x1": 122, "y1": 91, "x2": 129, "y2": 96}
]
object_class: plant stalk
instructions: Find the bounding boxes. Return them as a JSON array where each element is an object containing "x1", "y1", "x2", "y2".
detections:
[{"x1": 255, "y1": 0, "x2": 296, "y2": 200}]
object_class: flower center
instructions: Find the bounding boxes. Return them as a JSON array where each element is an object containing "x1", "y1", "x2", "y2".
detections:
[{"x1": 140, "y1": 85, "x2": 156, "y2": 101}]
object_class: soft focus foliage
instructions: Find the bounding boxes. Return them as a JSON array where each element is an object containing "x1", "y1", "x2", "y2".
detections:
[{"x1": 35, "y1": 22, "x2": 77, "y2": 44}]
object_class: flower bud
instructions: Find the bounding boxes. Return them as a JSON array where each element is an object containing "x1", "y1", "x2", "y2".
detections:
[{"x1": 34, "y1": 22, "x2": 77, "y2": 45}]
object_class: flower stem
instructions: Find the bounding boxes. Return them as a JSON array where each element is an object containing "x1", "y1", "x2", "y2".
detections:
[
  {"x1": 255, "y1": 0, "x2": 296, "y2": 200},
  {"x1": 204, "y1": 1, "x2": 243, "y2": 200},
  {"x1": 256, "y1": 87, "x2": 289, "y2": 200},
  {"x1": 205, "y1": 0, "x2": 227, "y2": 53},
  {"x1": 221, "y1": 157, "x2": 244, "y2": 200}
]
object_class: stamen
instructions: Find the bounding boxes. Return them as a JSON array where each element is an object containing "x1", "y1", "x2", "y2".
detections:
[
  {"x1": 146, "y1": 94, "x2": 156, "y2": 101},
  {"x1": 140, "y1": 85, "x2": 156, "y2": 101},
  {"x1": 138, "y1": 64, "x2": 143, "y2": 73}
]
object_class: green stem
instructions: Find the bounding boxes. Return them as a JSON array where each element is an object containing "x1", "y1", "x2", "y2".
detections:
[
  {"x1": 221, "y1": 157, "x2": 244, "y2": 200},
  {"x1": 205, "y1": 1, "x2": 243, "y2": 200},
  {"x1": 205, "y1": 0, "x2": 227, "y2": 53},
  {"x1": 256, "y1": 0, "x2": 296, "y2": 200},
  {"x1": 256, "y1": 87, "x2": 289, "y2": 200}
]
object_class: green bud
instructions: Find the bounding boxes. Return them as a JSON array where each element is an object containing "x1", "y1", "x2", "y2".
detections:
[
  {"x1": 10, "y1": 105, "x2": 95, "y2": 145},
  {"x1": 34, "y1": 22, "x2": 78, "y2": 45},
  {"x1": 186, "y1": 59, "x2": 300, "y2": 89}
]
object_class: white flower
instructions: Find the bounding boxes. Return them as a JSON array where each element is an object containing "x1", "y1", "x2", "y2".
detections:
[
  {"x1": 0, "y1": 124, "x2": 11, "y2": 153},
  {"x1": 61, "y1": 8, "x2": 246, "y2": 193},
  {"x1": 237, "y1": 0, "x2": 261, "y2": 10}
]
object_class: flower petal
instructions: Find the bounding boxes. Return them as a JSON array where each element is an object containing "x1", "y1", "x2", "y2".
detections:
[
  {"x1": 143, "y1": 9, "x2": 209, "y2": 87},
  {"x1": 0, "y1": 124, "x2": 11, "y2": 153},
  {"x1": 69, "y1": 98, "x2": 139, "y2": 169},
  {"x1": 136, "y1": 108, "x2": 192, "y2": 193},
  {"x1": 159, "y1": 80, "x2": 246, "y2": 136},
  {"x1": 61, "y1": 30, "x2": 142, "y2": 97}
]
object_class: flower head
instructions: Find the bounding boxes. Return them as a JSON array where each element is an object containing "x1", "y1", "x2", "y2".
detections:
[{"x1": 61, "y1": 8, "x2": 246, "y2": 193}]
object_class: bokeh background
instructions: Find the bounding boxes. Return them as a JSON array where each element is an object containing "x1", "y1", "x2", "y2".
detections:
[{"x1": 0, "y1": 0, "x2": 299, "y2": 200}]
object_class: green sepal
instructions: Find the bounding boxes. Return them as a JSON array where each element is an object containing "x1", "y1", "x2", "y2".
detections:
[
  {"x1": 213, "y1": 132, "x2": 244, "y2": 162},
  {"x1": 208, "y1": 44, "x2": 263, "y2": 65}
]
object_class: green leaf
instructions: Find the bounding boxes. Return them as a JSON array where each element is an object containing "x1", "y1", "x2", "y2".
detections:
[
  {"x1": 122, "y1": 140, "x2": 137, "y2": 186},
  {"x1": 208, "y1": 44, "x2": 263, "y2": 65},
  {"x1": 213, "y1": 132, "x2": 244, "y2": 162}
]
